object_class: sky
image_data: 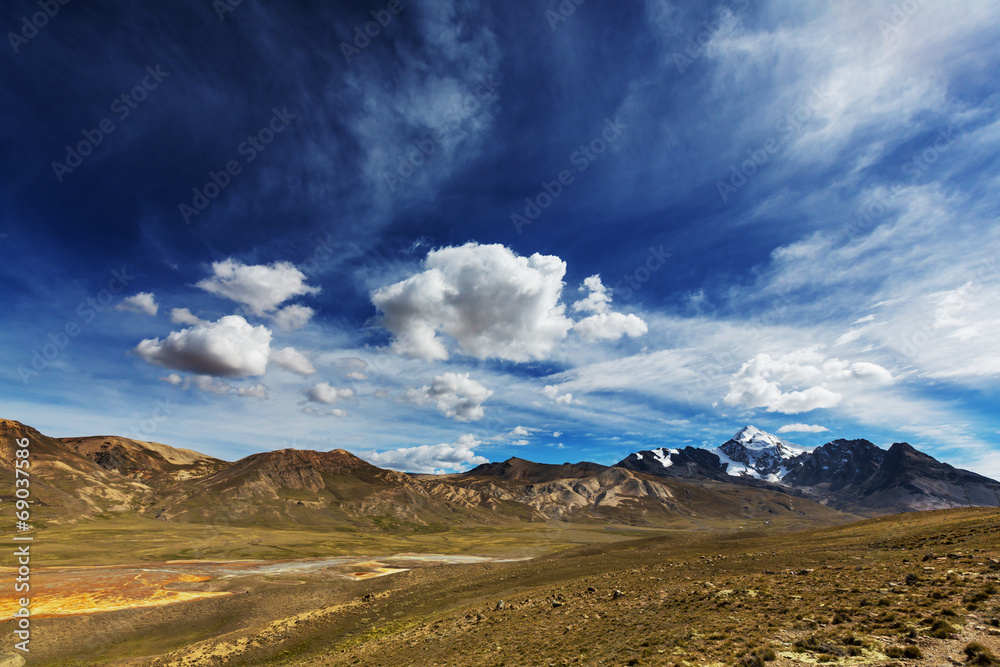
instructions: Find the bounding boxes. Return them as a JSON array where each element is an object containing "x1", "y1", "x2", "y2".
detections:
[{"x1": 1, "y1": 0, "x2": 999, "y2": 476}]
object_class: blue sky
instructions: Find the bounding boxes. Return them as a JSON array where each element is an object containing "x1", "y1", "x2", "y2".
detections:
[{"x1": 2, "y1": 0, "x2": 999, "y2": 475}]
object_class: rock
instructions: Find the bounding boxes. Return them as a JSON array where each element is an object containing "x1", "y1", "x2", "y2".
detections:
[
  {"x1": 612, "y1": 589, "x2": 624, "y2": 599},
  {"x1": 0, "y1": 655, "x2": 26, "y2": 667},
  {"x1": 496, "y1": 600, "x2": 505, "y2": 611},
  {"x1": 587, "y1": 586, "x2": 597, "y2": 593},
  {"x1": 552, "y1": 600, "x2": 563, "y2": 608}
]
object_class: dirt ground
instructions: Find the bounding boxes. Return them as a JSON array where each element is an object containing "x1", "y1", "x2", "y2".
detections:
[{"x1": 4, "y1": 508, "x2": 1000, "y2": 667}]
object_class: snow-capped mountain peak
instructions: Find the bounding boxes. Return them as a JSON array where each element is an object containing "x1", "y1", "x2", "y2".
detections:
[{"x1": 713, "y1": 426, "x2": 812, "y2": 481}]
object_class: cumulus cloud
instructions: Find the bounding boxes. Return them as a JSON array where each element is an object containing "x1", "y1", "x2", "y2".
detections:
[
  {"x1": 573, "y1": 275, "x2": 613, "y2": 314},
  {"x1": 305, "y1": 382, "x2": 354, "y2": 404},
  {"x1": 271, "y1": 304, "x2": 315, "y2": 331},
  {"x1": 359, "y1": 434, "x2": 488, "y2": 474},
  {"x1": 133, "y1": 315, "x2": 271, "y2": 377},
  {"x1": 196, "y1": 259, "x2": 319, "y2": 316},
  {"x1": 170, "y1": 307, "x2": 206, "y2": 326},
  {"x1": 574, "y1": 312, "x2": 649, "y2": 342},
  {"x1": 543, "y1": 384, "x2": 579, "y2": 406},
  {"x1": 509, "y1": 425, "x2": 531, "y2": 436},
  {"x1": 572, "y1": 275, "x2": 648, "y2": 342},
  {"x1": 777, "y1": 423, "x2": 830, "y2": 434},
  {"x1": 724, "y1": 349, "x2": 893, "y2": 414},
  {"x1": 270, "y1": 347, "x2": 317, "y2": 375},
  {"x1": 371, "y1": 243, "x2": 574, "y2": 362},
  {"x1": 404, "y1": 372, "x2": 492, "y2": 422},
  {"x1": 116, "y1": 292, "x2": 158, "y2": 316}
]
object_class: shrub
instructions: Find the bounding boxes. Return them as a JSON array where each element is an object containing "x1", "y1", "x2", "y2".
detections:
[
  {"x1": 965, "y1": 642, "x2": 998, "y2": 666},
  {"x1": 737, "y1": 647, "x2": 777, "y2": 667},
  {"x1": 928, "y1": 619, "x2": 956, "y2": 639}
]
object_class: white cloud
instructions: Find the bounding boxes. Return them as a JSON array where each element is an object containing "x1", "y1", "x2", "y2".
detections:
[
  {"x1": 196, "y1": 259, "x2": 319, "y2": 316},
  {"x1": 234, "y1": 383, "x2": 269, "y2": 399},
  {"x1": 359, "y1": 434, "x2": 488, "y2": 474},
  {"x1": 553, "y1": 431, "x2": 563, "y2": 438},
  {"x1": 133, "y1": 315, "x2": 271, "y2": 378},
  {"x1": 170, "y1": 308, "x2": 206, "y2": 326},
  {"x1": 573, "y1": 275, "x2": 613, "y2": 314},
  {"x1": 724, "y1": 349, "x2": 893, "y2": 414},
  {"x1": 572, "y1": 275, "x2": 648, "y2": 342},
  {"x1": 161, "y1": 373, "x2": 182, "y2": 385},
  {"x1": 509, "y1": 425, "x2": 531, "y2": 436},
  {"x1": 543, "y1": 384, "x2": 579, "y2": 406},
  {"x1": 116, "y1": 292, "x2": 158, "y2": 316},
  {"x1": 163, "y1": 373, "x2": 268, "y2": 400},
  {"x1": 574, "y1": 312, "x2": 649, "y2": 342},
  {"x1": 305, "y1": 382, "x2": 354, "y2": 404},
  {"x1": 337, "y1": 357, "x2": 369, "y2": 380},
  {"x1": 271, "y1": 304, "x2": 315, "y2": 331},
  {"x1": 371, "y1": 243, "x2": 573, "y2": 362},
  {"x1": 302, "y1": 405, "x2": 348, "y2": 418},
  {"x1": 404, "y1": 372, "x2": 492, "y2": 422},
  {"x1": 777, "y1": 423, "x2": 830, "y2": 434},
  {"x1": 270, "y1": 347, "x2": 317, "y2": 376}
]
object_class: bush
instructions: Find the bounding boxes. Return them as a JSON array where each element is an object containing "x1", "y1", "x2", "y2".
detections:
[
  {"x1": 903, "y1": 646, "x2": 923, "y2": 659},
  {"x1": 965, "y1": 642, "x2": 998, "y2": 666},
  {"x1": 737, "y1": 647, "x2": 777, "y2": 667},
  {"x1": 928, "y1": 619, "x2": 957, "y2": 639}
]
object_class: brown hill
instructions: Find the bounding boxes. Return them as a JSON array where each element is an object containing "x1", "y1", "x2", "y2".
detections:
[
  {"x1": 0, "y1": 419, "x2": 149, "y2": 521},
  {"x1": 463, "y1": 456, "x2": 607, "y2": 483},
  {"x1": 61, "y1": 435, "x2": 226, "y2": 482},
  {"x1": 1, "y1": 418, "x2": 856, "y2": 532}
]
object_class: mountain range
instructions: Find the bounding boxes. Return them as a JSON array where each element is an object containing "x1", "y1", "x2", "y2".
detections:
[
  {"x1": 617, "y1": 425, "x2": 1000, "y2": 513},
  {"x1": 2, "y1": 419, "x2": 998, "y2": 533}
]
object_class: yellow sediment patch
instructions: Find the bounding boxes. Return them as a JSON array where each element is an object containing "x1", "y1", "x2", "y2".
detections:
[
  {"x1": 346, "y1": 567, "x2": 409, "y2": 580},
  {"x1": 0, "y1": 570, "x2": 230, "y2": 617}
]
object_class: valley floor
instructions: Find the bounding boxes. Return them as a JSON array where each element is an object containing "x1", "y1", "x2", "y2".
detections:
[{"x1": 5, "y1": 509, "x2": 1000, "y2": 666}]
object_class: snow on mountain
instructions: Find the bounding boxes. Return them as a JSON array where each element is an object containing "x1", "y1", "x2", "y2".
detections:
[{"x1": 711, "y1": 426, "x2": 813, "y2": 481}]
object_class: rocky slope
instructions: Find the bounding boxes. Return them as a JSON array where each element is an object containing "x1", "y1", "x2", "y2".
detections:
[
  {"x1": 0, "y1": 419, "x2": 852, "y2": 531},
  {"x1": 616, "y1": 426, "x2": 1000, "y2": 514}
]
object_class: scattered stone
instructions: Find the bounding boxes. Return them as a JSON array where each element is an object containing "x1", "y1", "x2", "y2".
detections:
[
  {"x1": 613, "y1": 589, "x2": 625, "y2": 599},
  {"x1": 495, "y1": 600, "x2": 505, "y2": 611},
  {"x1": 552, "y1": 600, "x2": 563, "y2": 608}
]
